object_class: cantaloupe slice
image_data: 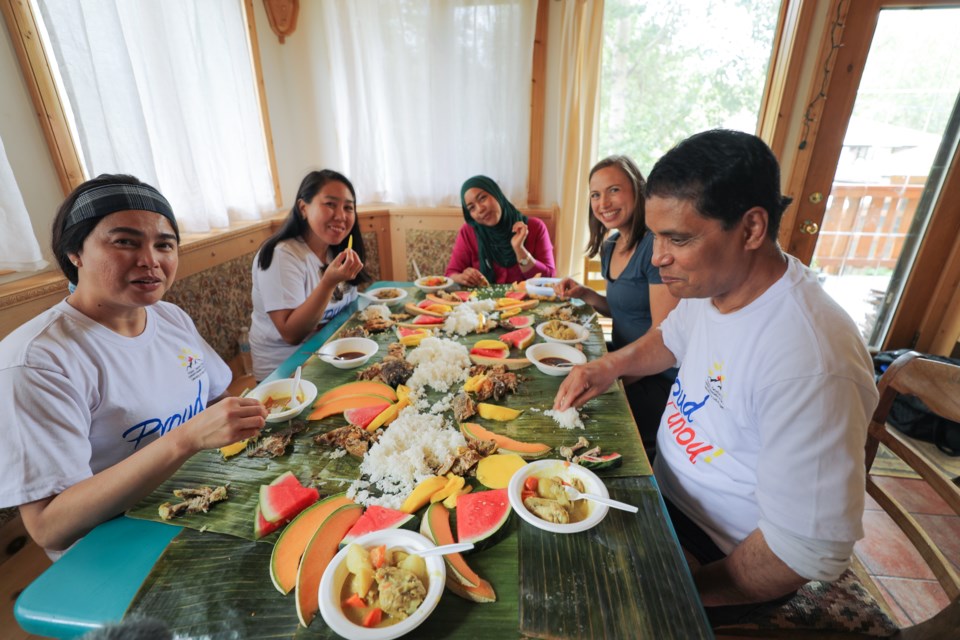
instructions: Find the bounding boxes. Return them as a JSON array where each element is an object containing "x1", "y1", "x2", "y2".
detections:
[
  {"x1": 295, "y1": 503, "x2": 363, "y2": 627},
  {"x1": 460, "y1": 422, "x2": 552, "y2": 459},
  {"x1": 307, "y1": 394, "x2": 395, "y2": 421},
  {"x1": 314, "y1": 380, "x2": 398, "y2": 407},
  {"x1": 420, "y1": 502, "x2": 480, "y2": 587},
  {"x1": 269, "y1": 493, "x2": 354, "y2": 595},
  {"x1": 445, "y1": 576, "x2": 497, "y2": 603}
]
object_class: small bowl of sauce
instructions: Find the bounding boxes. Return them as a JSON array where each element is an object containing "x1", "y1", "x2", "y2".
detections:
[
  {"x1": 525, "y1": 343, "x2": 587, "y2": 377},
  {"x1": 318, "y1": 337, "x2": 379, "y2": 369}
]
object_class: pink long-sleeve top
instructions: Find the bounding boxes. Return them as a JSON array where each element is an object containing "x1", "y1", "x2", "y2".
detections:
[{"x1": 444, "y1": 216, "x2": 556, "y2": 284}]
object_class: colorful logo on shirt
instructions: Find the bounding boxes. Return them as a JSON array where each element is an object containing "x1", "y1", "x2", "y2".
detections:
[
  {"x1": 705, "y1": 360, "x2": 725, "y2": 408},
  {"x1": 663, "y1": 376, "x2": 724, "y2": 465},
  {"x1": 122, "y1": 380, "x2": 206, "y2": 449},
  {"x1": 177, "y1": 347, "x2": 207, "y2": 381}
]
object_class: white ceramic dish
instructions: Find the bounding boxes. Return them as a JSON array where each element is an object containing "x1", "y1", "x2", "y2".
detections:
[
  {"x1": 525, "y1": 276, "x2": 562, "y2": 297},
  {"x1": 318, "y1": 530, "x2": 446, "y2": 640},
  {"x1": 245, "y1": 378, "x2": 318, "y2": 423},
  {"x1": 508, "y1": 459, "x2": 610, "y2": 534},
  {"x1": 317, "y1": 337, "x2": 379, "y2": 369},
  {"x1": 358, "y1": 287, "x2": 408, "y2": 306},
  {"x1": 535, "y1": 320, "x2": 589, "y2": 345},
  {"x1": 525, "y1": 342, "x2": 587, "y2": 376},
  {"x1": 413, "y1": 276, "x2": 453, "y2": 293}
]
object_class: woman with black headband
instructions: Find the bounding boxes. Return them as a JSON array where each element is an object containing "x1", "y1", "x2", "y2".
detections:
[
  {"x1": 445, "y1": 175, "x2": 556, "y2": 287},
  {"x1": 0, "y1": 174, "x2": 267, "y2": 559}
]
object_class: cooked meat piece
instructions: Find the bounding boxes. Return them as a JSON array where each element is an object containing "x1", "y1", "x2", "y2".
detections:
[
  {"x1": 339, "y1": 326, "x2": 369, "y2": 339},
  {"x1": 452, "y1": 391, "x2": 476, "y2": 422},
  {"x1": 524, "y1": 497, "x2": 570, "y2": 524},
  {"x1": 390, "y1": 313, "x2": 411, "y2": 322},
  {"x1": 473, "y1": 366, "x2": 520, "y2": 402},
  {"x1": 375, "y1": 566, "x2": 426, "y2": 619},
  {"x1": 315, "y1": 424, "x2": 380, "y2": 458},
  {"x1": 386, "y1": 342, "x2": 406, "y2": 359},
  {"x1": 380, "y1": 359, "x2": 414, "y2": 387},
  {"x1": 472, "y1": 439, "x2": 498, "y2": 456},
  {"x1": 363, "y1": 316, "x2": 394, "y2": 333},
  {"x1": 159, "y1": 485, "x2": 228, "y2": 520},
  {"x1": 245, "y1": 420, "x2": 307, "y2": 459},
  {"x1": 469, "y1": 364, "x2": 490, "y2": 377},
  {"x1": 535, "y1": 476, "x2": 571, "y2": 508}
]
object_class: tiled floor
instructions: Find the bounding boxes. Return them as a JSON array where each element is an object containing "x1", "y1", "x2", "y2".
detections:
[{"x1": 855, "y1": 474, "x2": 958, "y2": 627}]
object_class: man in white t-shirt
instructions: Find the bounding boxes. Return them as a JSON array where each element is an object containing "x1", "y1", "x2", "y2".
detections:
[{"x1": 555, "y1": 129, "x2": 878, "y2": 615}]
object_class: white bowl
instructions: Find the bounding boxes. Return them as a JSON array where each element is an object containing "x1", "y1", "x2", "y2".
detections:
[
  {"x1": 318, "y1": 337, "x2": 379, "y2": 369},
  {"x1": 318, "y1": 530, "x2": 446, "y2": 640},
  {"x1": 413, "y1": 276, "x2": 453, "y2": 293},
  {"x1": 525, "y1": 343, "x2": 587, "y2": 376},
  {"x1": 508, "y1": 459, "x2": 610, "y2": 534},
  {"x1": 358, "y1": 288, "x2": 408, "y2": 306},
  {"x1": 535, "y1": 320, "x2": 588, "y2": 345},
  {"x1": 525, "y1": 277, "x2": 562, "y2": 297},
  {"x1": 246, "y1": 378, "x2": 318, "y2": 423}
]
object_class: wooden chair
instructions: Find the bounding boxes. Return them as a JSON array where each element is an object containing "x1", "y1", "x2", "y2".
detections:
[
  {"x1": 715, "y1": 350, "x2": 960, "y2": 639},
  {"x1": 582, "y1": 257, "x2": 612, "y2": 342}
]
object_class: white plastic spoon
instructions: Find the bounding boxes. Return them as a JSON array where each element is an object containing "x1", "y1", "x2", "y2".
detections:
[
  {"x1": 290, "y1": 366, "x2": 302, "y2": 407},
  {"x1": 564, "y1": 485, "x2": 638, "y2": 513},
  {"x1": 416, "y1": 542, "x2": 475, "y2": 558},
  {"x1": 412, "y1": 259, "x2": 423, "y2": 281}
]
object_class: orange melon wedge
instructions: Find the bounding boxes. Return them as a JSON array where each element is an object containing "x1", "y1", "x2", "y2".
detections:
[
  {"x1": 460, "y1": 422, "x2": 551, "y2": 459},
  {"x1": 445, "y1": 576, "x2": 497, "y2": 603},
  {"x1": 314, "y1": 380, "x2": 398, "y2": 406},
  {"x1": 420, "y1": 502, "x2": 481, "y2": 588},
  {"x1": 295, "y1": 503, "x2": 363, "y2": 627},
  {"x1": 269, "y1": 493, "x2": 355, "y2": 595},
  {"x1": 308, "y1": 394, "x2": 395, "y2": 421}
]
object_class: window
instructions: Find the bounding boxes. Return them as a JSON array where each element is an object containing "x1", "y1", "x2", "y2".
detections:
[
  {"x1": 598, "y1": 0, "x2": 780, "y2": 174},
  {"x1": 33, "y1": 0, "x2": 275, "y2": 232}
]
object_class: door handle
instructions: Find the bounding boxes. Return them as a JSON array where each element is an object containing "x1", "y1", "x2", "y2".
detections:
[{"x1": 799, "y1": 220, "x2": 819, "y2": 235}]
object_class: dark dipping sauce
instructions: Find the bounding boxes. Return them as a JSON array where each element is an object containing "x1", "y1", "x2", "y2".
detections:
[
  {"x1": 540, "y1": 357, "x2": 570, "y2": 367},
  {"x1": 334, "y1": 351, "x2": 366, "y2": 361}
]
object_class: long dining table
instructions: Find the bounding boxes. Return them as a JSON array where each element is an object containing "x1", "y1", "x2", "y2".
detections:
[{"x1": 15, "y1": 282, "x2": 712, "y2": 639}]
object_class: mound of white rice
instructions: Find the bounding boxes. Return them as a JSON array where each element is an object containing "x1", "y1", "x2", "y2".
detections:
[
  {"x1": 359, "y1": 304, "x2": 391, "y2": 322},
  {"x1": 405, "y1": 336, "x2": 471, "y2": 392},
  {"x1": 544, "y1": 406, "x2": 585, "y2": 429},
  {"x1": 346, "y1": 406, "x2": 467, "y2": 509},
  {"x1": 443, "y1": 299, "x2": 496, "y2": 335}
]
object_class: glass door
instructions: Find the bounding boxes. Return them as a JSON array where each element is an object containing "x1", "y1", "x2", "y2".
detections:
[{"x1": 787, "y1": 3, "x2": 960, "y2": 349}]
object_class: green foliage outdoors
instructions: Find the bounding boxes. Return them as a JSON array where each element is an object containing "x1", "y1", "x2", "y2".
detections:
[{"x1": 598, "y1": 0, "x2": 779, "y2": 174}]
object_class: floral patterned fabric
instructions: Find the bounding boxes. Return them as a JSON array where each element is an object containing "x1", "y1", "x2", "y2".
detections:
[{"x1": 406, "y1": 229, "x2": 458, "y2": 280}]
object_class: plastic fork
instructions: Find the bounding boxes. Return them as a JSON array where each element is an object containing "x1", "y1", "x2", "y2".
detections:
[{"x1": 563, "y1": 485, "x2": 638, "y2": 513}]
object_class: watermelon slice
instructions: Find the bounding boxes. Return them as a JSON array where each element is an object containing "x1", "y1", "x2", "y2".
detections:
[
  {"x1": 260, "y1": 484, "x2": 320, "y2": 523},
  {"x1": 255, "y1": 504, "x2": 284, "y2": 538},
  {"x1": 340, "y1": 505, "x2": 417, "y2": 546},
  {"x1": 453, "y1": 291, "x2": 473, "y2": 302},
  {"x1": 413, "y1": 315, "x2": 444, "y2": 325},
  {"x1": 578, "y1": 452, "x2": 623, "y2": 470},
  {"x1": 470, "y1": 347, "x2": 508, "y2": 358},
  {"x1": 500, "y1": 327, "x2": 534, "y2": 350},
  {"x1": 344, "y1": 403, "x2": 392, "y2": 429},
  {"x1": 398, "y1": 326, "x2": 429, "y2": 337},
  {"x1": 270, "y1": 471, "x2": 304, "y2": 489},
  {"x1": 505, "y1": 290, "x2": 527, "y2": 300},
  {"x1": 505, "y1": 315, "x2": 533, "y2": 329},
  {"x1": 455, "y1": 488, "x2": 512, "y2": 552}
]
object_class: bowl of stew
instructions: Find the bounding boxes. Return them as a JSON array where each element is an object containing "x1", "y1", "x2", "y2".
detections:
[
  {"x1": 508, "y1": 459, "x2": 610, "y2": 534},
  {"x1": 245, "y1": 378, "x2": 318, "y2": 423},
  {"x1": 318, "y1": 529, "x2": 446, "y2": 640}
]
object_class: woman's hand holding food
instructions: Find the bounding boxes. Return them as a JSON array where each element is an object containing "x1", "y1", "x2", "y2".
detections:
[
  {"x1": 324, "y1": 249, "x2": 364, "y2": 284},
  {"x1": 186, "y1": 396, "x2": 267, "y2": 451},
  {"x1": 451, "y1": 267, "x2": 489, "y2": 288},
  {"x1": 554, "y1": 277, "x2": 588, "y2": 300}
]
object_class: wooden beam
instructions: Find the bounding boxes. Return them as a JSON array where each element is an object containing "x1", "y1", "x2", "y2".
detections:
[
  {"x1": 0, "y1": 0, "x2": 85, "y2": 195},
  {"x1": 527, "y1": 0, "x2": 549, "y2": 205},
  {"x1": 242, "y1": 0, "x2": 282, "y2": 209}
]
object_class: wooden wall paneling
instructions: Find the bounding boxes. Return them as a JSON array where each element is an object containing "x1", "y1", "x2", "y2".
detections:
[
  {"x1": 358, "y1": 210, "x2": 392, "y2": 280},
  {"x1": 527, "y1": 0, "x2": 549, "y2": 205},
  {"x1": 1, "y1": 0, "x2": 84, "y2": 194}
]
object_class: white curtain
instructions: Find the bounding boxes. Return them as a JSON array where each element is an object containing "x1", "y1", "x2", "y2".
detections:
[
  {"x1": 0, "y1": 134, "x2": 48, "y2": 271},
  {"x1": 37, "y1": 0, "x2": 275, "y2": 232},
  {"x1": 301, "y1": 0, "x2": 536, "y2": 206}
]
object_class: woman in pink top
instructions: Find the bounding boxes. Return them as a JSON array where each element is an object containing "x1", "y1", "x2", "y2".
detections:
[{"x1": 445, "y1": 175, "x2": 555, "y2": 286}]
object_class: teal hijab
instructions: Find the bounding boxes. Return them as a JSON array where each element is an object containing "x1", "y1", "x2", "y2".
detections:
[{"x1": 460, "y1": 175, "x2": 527, "y2": 283}]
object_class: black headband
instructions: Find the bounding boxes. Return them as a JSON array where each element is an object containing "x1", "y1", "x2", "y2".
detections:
[{"x1": 65, "y1": 183, "x2": 179, "y2": 238}]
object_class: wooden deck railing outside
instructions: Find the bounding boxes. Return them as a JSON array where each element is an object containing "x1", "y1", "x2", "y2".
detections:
[{"x1": 813, "y1": 183, "x2": 924, "y2": 275}]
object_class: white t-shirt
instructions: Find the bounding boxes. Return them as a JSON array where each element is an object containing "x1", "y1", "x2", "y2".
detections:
[
  {"x1": 654, "y1": 254, "x2": 878, "y2": 554},
  {"x1": 249, "y1": 237, "x2": 357, "y2": 380},
  {"x1": 0, "y1": 300, "x2": 231, "y2": 510}
]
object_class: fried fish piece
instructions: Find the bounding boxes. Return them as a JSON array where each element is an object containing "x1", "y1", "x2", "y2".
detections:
[{"x1": 159, "y1": 485, "x2": 228, "y2": 520}]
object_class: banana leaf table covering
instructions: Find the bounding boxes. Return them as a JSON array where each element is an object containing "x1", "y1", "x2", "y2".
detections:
[{"x1": 15, "y1": 283, "x2": 711, "y2": 639}]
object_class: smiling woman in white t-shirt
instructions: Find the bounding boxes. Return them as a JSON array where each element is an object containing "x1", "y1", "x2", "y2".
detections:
[
  {"x1": 249, "y1": 170, "x2": 372, "y2": 381},
  {"x1": 0, "y1": 174, "x2": 268, "y2": 559}
]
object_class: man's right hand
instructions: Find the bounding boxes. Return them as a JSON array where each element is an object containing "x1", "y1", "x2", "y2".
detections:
[{"x1": 554, "y1": 355, "x2": 620, "y2": 411}]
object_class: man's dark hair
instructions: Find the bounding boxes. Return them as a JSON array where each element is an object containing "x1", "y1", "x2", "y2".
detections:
[{"x1": 645, "y1": 129, "x2": 793, "y2": 240}]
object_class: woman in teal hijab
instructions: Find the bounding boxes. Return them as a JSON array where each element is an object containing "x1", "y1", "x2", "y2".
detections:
[{"x1": 445, "y1": 175, "x2": 556, "y2": 286}]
